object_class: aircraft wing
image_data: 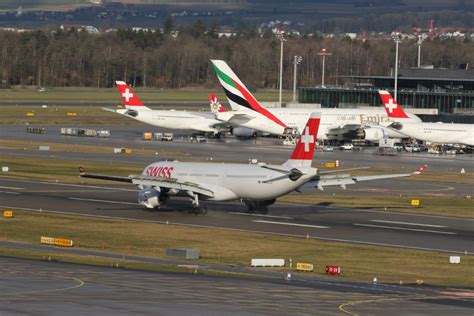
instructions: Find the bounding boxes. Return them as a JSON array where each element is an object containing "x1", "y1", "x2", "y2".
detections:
[
  {"x1": 79, "y1": 167, "x2": 215, "y2": 198},
  {"x1": 312, "y1": 165, "x2": 427, "y2": 191}
]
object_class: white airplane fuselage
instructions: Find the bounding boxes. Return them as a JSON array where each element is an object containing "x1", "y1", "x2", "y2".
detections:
[
  {"x1": 142, "y1": 161, "x2": 316, "y2": 201},
  {"x1": 396, "y1": 122, "x2": 474, "y2": 146},
  {"x1": 220, "y1": 107, "x2": 421, "y2": 139},
  {"x1": 121, "y1": 109, "x2": 222, "y2": 133}
]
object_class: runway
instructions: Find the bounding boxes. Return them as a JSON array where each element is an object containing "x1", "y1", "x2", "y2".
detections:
[
  {"x1": 1, "y1": 178, "x2": 473, "y2": 254},
  {"x1": 1, "y1": 257, "x2": 472, "y2": 315}
]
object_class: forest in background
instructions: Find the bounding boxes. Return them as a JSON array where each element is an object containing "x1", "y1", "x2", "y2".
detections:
[{"x1": 1, "y1": 23, "x2": 472, "y2": 89}]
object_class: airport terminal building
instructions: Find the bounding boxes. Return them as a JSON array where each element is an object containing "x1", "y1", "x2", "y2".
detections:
[{"x1": 299, "y1": 68, "x2": 474, "y2": 119}]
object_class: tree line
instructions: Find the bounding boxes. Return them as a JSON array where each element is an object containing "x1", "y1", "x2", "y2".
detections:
[{"x1": 1, "y1": 23, "x2": 472, "y2": 89}]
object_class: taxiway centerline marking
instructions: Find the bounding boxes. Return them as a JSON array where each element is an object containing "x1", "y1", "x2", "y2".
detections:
[
  {"x1": 0, "y1": 178, "x2": 137, "y2": 192},
  {"x1": 252, "y1": 220, "x2": 329, "y2": 229},
  {"x1": 370, "y1": 220, "x2": 447, "y2": 228},
  {"x1": 229, "y1": 212, "x2": 293, "y2": 220},
  {"x1": 0, "y1": 186, "x2": 24, "y2": 190},
  {"x1": 68, "y1": 197, "x2": 138, "y2": 206},
  {"x1": 354, "y1": 224, "x2": 456, "y2": 235},
  {"x1": 0, "y1": 191, "x2": 21, "y2": 195}
]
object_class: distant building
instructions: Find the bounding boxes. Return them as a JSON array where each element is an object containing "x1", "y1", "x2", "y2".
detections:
[{"x1": 299, "y1": 68, "x2": 474, "y2": 116}]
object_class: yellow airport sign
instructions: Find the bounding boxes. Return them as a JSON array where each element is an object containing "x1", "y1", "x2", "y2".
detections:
[
  {"x1": 66, "y1": 112, "x2": 77, "y2": 116},
  {"x1": 40, "y1": 236, "x2": 55, "y2": 245},
  {"x1": 26, "y1": 112, "x2": 35, "y2": 116},
  {"x1": 296, "y1": 262, "x2": 314, "y2": 272},
  {"x1": 117, "y1": 105, "x2": 124, "y2": 109},
  {"x1": 54, "y1": 238, "x2": 74, "y2": 247},
  {"x1": 3, "y1": 210, "x2": 13, "y2": 218},
  {"x1": 122, "y1": 148, "x2": 132, "y2": 154},
  {"x1": 325, "y1": 162, "x2": 336, "y2": 168},
  {"x1": 411, "y1": 199, "x2": 421, "y2": 206}
]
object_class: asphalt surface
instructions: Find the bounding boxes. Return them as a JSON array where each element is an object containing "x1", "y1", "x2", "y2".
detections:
[
  {"x1": 2, "y1": 124, "x2": 473, "y2": 171},
  {"x1": 1, "y1": 178, "x2": 473, "y2": 254},
  {"x1": 1, "y1": 256, "x2": 473, "y2": 315}
]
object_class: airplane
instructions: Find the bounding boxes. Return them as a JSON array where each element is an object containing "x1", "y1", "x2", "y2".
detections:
[
  {"x1": 209, "y1": 94, "x2": 255, "y2": 137},
  {"x1": 107, "y1": 81, "x2": 228, "y2": 134},
  {"x1": 79, "y1": 112, "x2": 427, "y2": 214},
  {"x1": 379, "y1": 90, "x2": 474, "y2": 146},
  {"x1": 211, "y1": 59, "x2": 422, "y2": 142}
]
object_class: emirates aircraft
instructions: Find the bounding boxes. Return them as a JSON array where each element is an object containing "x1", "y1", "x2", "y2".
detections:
[
  {"x1": 379, "y1": 90, "x2": 474, "y2": 146},
  {"x1": 109, "y1": 81, "x2": 228, "y2": 133},
  {"x1": 211, "y1": 60, "x2": 421, "y2": 142},
  {"x1": 79, "y1": 113, "x2": 426, "y2": 213}
]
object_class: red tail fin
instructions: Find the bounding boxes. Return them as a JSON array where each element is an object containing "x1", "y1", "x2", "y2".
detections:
[
  {"x1": 285, "y1": 112, "x2": 321, "y2": 167},
  {"x1": 209, "y1": 94, "x2": 226, "y2": 113},
  {"x1": 379, "y1": 90, "x2": 409, "y2": 119},
  {"x1": 116, "y1": 81, "x2": 145, "y2": 108}
]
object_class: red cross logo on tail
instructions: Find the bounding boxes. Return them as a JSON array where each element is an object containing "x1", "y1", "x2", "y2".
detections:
[
  {"x1": 379, "y1": 90, "x2": 409, "y2": 119},
  {"x1": 116, "y1": 81, "x2": 144, "y2": 107}
]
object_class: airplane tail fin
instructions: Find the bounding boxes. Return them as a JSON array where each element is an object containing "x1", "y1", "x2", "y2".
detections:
[
  {"x1": 210, "y1": 59, "x2": 287, "y2": 128},
  {"x1": 208, "y1": 94, "x2": 227, "y2": 113},
  {"x1": 378, "y1": 90, "x2": 409, "y2": 119},
  {"x1": 283, "y1": 112, "x2": 321, "y2": 168},
  {"x1": 116, "y1": 81, "x2": 150, "y2": 110}
]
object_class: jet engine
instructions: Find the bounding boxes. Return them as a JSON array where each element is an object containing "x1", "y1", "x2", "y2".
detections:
[
  {"x1": 231, "y1": 127, "x2": 255, "y2": 138},
  {"x1": 362, "y1": 127, "x2": 387, "y2": 142},
  {"x1": 138, "y1": 188, "x2": 168, "y2": 209}
]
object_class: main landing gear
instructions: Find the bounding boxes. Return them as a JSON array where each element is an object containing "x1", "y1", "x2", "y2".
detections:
[
  {"x1": 243, "y1": 199, "x2": 276, "y2": 214},
  {"x1": 188, "y1": 191, "x2": 207, "y2": 215}
]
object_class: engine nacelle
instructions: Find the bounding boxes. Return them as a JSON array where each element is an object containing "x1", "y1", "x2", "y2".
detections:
[
  {"x1": 138, "y1": 188, "x2": 167, "y2": 209},
  {"x1": 362, "y1": 127, "x2": 387, "y2": 142},
  {"x1": 232, "y1": 127, "x2": 255, "y2": 138}
]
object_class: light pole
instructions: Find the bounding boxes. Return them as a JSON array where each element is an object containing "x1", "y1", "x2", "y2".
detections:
[
  {"x1": 276, "y1": 32, "x2": 286, "y2": 107},
  {"x1": 416, "y1": 35, "x2": 423, "y2": 68},
  {"x1": 393, "y1": 33, "x2": 401, "y2": 101},
  {"x1": 317, "y1": 48, "x2": 332, "y2": 88},
  {"x1": 293, "y1": 55, "x2": 302, "y2": 103}
]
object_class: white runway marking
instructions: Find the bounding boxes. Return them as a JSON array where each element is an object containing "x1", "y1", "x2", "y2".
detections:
[
  {"x1": 229, "y1": 212, "x2": 293, "y2": 220},
  {"x1": 354, "y1": 223, "x2": 456, "y2": 235},
  {"x1": 0, "y1": 191, "x2": 21, "y2": 195},
  {"x1": 68, "y1": 197, "x2": 138, "y2": 206},
  {"x1": 370, "y1": 220, "x2": 447, "y2": 228},
  {"x1": 0, "y1": 186, "x2": 24, "y2": 190},
  {"x1": 253, "y1": 220, "x2": 329, "y2": 229}
]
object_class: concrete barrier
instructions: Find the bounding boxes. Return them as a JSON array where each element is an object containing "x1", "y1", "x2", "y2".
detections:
[
  {"x1": 251, "y1": 259, "x2": 285, "y2": 267},
  {"x1": 165, "y1": 248, "x2": 200, "y2": 259}
]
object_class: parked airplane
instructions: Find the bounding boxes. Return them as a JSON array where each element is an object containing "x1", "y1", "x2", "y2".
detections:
[
  {"x1": 211, "y1": 59, "x2": 421, "y2": 142},
  {"x1": 108, "y1": 81, "x2": 227, "y2": 134},
  {"x1": 209, "y1": 94, "x2": 255, "y2": 137},
  {"x1": 79, "y1": 112, "x2": 426, "y2": 213},
  {"x1": 379, "y1": 90, "x2": 474, "y2": 146}
]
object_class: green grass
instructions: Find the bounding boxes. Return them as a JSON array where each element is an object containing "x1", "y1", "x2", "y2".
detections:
[
  {"x1": 0, "y1": 210, "x2": 472, "y2": 287},
  {"x1": 0, "y1": 88, "x2": 292, "y2": 103}
]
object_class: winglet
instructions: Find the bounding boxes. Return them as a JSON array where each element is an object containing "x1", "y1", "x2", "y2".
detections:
[{"x1": 412, "y1": 164, "x2": 428, "y2": 175}]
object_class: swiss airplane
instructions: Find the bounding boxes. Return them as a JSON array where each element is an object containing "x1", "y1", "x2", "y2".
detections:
[
  {"x1": 109, "y1": 81, "x2": 227, "y2": 133},
  {"x1": 211, "y1": 59, "x2": 422, "y2": 142},
  {"x1": 80, "y1": 112, "x2": 426, "y2": 214},
  {"x1": 379, "y1": 90, "x2": 474, "y2": 146}
]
